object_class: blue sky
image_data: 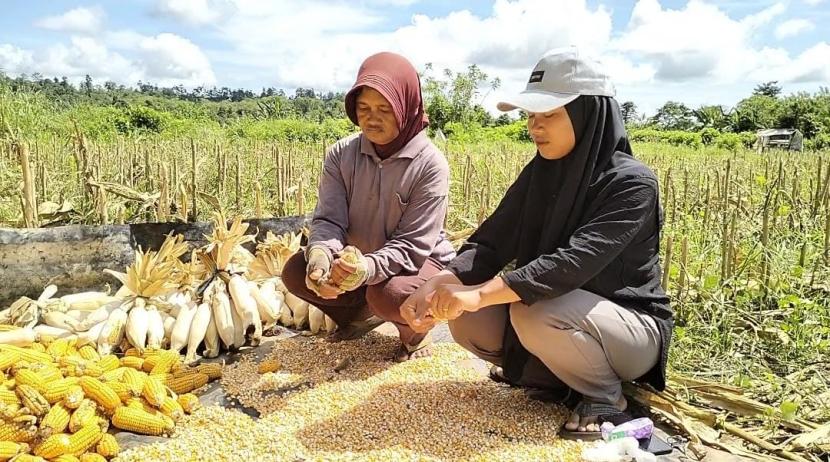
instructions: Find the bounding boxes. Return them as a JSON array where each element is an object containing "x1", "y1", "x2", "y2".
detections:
[{"x1": 1, "y1": 0, "x2": 828, "y2": 116}]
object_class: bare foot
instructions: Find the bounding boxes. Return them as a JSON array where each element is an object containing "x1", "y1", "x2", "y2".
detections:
[
  {"x1": 564, "y1": 395, "x2": 628, "y2": 433},
  {"x1": 393, "y1": 342, "x2": 432, "y2": 362}
]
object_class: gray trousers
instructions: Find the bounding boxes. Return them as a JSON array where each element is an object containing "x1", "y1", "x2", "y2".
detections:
[{"x1": 449, "y1": 289, "x2": 661, "y2": 405}]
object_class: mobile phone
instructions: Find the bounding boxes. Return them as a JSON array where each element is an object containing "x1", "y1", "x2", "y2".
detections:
[{"x1": 639, "y1": 435, "x2": 673, "y2": 455}]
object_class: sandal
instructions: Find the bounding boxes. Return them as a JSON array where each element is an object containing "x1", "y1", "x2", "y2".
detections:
[
  {"x1": 559, "y1": 400, "x2": 634, "y2": 441},
  {"x1": 393, "y1": 333, "x2": 432, "y2": 362},
  {"x1": 488, "y1": 365, "x2": 515, "y2": 386},
  {"x1": 325, "y1": 315, "x2": 385, "y2": 342}
]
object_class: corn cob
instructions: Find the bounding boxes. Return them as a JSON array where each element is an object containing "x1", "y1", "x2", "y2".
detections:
[
  {"x1": 145, "y1": 306, "x2": 165, "y2": 351},
  {"x1": 62, "y1": 386, "x2": 84, "y2": 410},
  {"x1": 122, "y1": 348, "x2": 141, "y2": 358},
  {"x1": 159, "y1": 396, "x2": 184, "y2": 421},
  {"x1": 29, "y1": 342, "x2": 46, "y2": 352},
  {"x1": 97, "y1": 308, "x2": 127, "y2": 357},
  {"x1": 0, "y1": 387, "x2": 19, "y2": 406},
  {"x1": 34, "y1": 366, "x2": 62, "y2": 384},
  {"x1": 150, "y1": 353, "x2": 178, "y2": 376},
  {"x1": 13, "y1": 369, "x2": 45, "y2": 393},
  {"x1": 257, "y1": 359, "x2": 281, "y2": 374},
  {"x1": 52, "y1": 455, "x2": 81, "y2": 462},
  {"x1": 47, "y1": 338, "x2": 74, "y2": 359},
  {"x1": 95, "y1": 433, "x2": 119, "y2": 458},
  {"x1": 111, "y1": 406, "x2": 170, "y2": 436},
  {"x1": 106, "y1": 381, "x2": 133, "y2": 403},
  {"x1": 141, "y1": 376, "x2": 166, "y2": 407},
  {"x1": 80, "y1": 453, "x2": 107, "y2": 462},
  {"x1": 33, "y1": 433, "x2": 71, "y2": 459},
  {"x1": 119, "y1": 356, "x2": 143, "y2": 370},
  {"x1": 67, "y1": 423, "x2": 102, "y2": 457},
  {"x1": 77, "y1": 346, "x2": 100, "y2": 362},
  {"x1": 0, "y1": 441, "x2": 28, "y2": 460},
  {"x1": 186, "y1": 303, "x2": 212, "y2": 363},
  {"x1": 140, "y1": 354, "x2": 160, "y2": 373},
  {"x1": 96, "y1": 355, "x2": 119, "y2": 373},
  {"x1": 98, "y1": 366, "x2": 126, "y2": 383},
  {"x1": 10, "y1": 454, "x2": 46, "y2": 462},
  {"x1": 121, "y1": 369, "x2": 145, "y2": 397},
  {"x1": 0, "y1": 351, "x2": 17, "y2": 371},
  {"x1": 125, "y1": 302, "x2": 149, "y2": 353},
  {"x1": 68, "y1": 400, "x2": 96, "y2": 433},
  {"x1": 16, "y1": 384, "x2": 50, "y2": 417},
  {"x1": 42, "y1": 378, "x2": 79, "y2": 404},
  {"x1": 176, "y1": 393, "x2": 200, "y2": 414},
  {"x1": 196, "y1": 363, "x2": 222, "y2": 380},
  {"x1": 79, "y1": 377, "x2": 120, "y2": 413},
  {"x1": 39, "y1": 403, "x2": 71, "y2": 435},
  {"x1": 166, "y1": 372, "x2": 209, "y2": 395},
  {"x1": 0, "y1": 346, "x2": 49, "y2": 364},
  {"x1": 0, "y1": 421, "x2": 37, "y2": 443}
]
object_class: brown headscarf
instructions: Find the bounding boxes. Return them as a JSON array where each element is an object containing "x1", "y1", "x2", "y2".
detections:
[{"x1": 345, "y1": 52, "x2": 429, "y2": 158}]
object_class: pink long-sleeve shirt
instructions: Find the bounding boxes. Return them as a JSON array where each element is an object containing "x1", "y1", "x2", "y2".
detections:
[{"x1": 307, "y1": 130, "x2": 455, "y2": 285}]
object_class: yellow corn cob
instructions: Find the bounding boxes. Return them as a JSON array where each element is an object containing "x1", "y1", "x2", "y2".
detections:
[
  {"x1": 78, "y1": 378, "x2": 119, "y2": 414},
  {"x1": 257, "y1": 359, "x2": 281, "y2": 374},
  {"x1": 141, "y1": 376, "x2": 166, "y2": 407},
  {"x1": 111, "y1": 406, "x2": 171, "y2": 436},
  {"x1": 47, "y1": 338, "x2": 73, "y2": 359},
  {"x1": 196, "y1": 363, "x2": 222, "y2": 380},
  {"x1": 119, "y1": 356, "x2": 143, "y2": 370},
  {"x1": 176, "y1": 393, "x2": 200, "y2": 414},
  {"x1": 35, "y1": 366, "x2": 63, "y2": 384},
  {"x1": 106, "y1": 381, "x2": 133, "y2": 403},
  {"x1": 123, "y1": 348, "x2": 141, "y2": 357},
  {"x1": 95, "y1": 433, "x2": 118, "y2": 458},
  {"x1": 0, "y1": 346, "x2": 51, "y2": 364},
  {"x1": 39, "y1": 403, "x2": 71, "y2": 435},
  {"x1": 62, "y1": 386, "x2": 84, "y2": 410},
  {"x1": 98, "y1": 367, "x2": 126, "y2": 383},
  {"x1": 33, "y1": 432, "x2": 72, "y2": 459},
  {"x1": 68, "y1": 400, "x2": 96, "y2": 433},
  {"x1": 10, "y1": 454, "x2": 46, "y2": 462},
  {"x1": 96, "y1": 355, "x2": 119, "y2": 373},
  {"x1": 166, "y1": 372, "x2": 209, "y2": 395},
  {"x1": 67, "y1": 424, "x2": 102, "y2": 457},
  {"x1": 43, "y1": 378, "x2": 79, "y2": 404},
  {"x1": 0, "y1": 324, "x2": 17, "y2": 331},
  {"x1": 80, "y1": 453, "x2": 107, "y2": 462},
  {"x1": 79, "y1": 362, "x2": 104, "y2": 378},
  {"x1": 13, "y1": 369, "x2": 45, "y2": 393},
  {"x1": 170, "y1": 362, "x2": 185, "y2": 374},
  {"x1": 150, "y1": 353, "x2": 179, "y2": 376},
  {"x1": 52, "y1": 455, "x2": 81, "y2": 462},
  {"x1": 16, "y1": 385, "x2": 50, "y2": 417},
  {"x1": 0, "y1": 421, "x2": 37, "y2": 443},
  {"x1": 121, "y1": 369, "x2": 146, "y2": 396},
  {"x1": 170, "y1": 366, "x2": 196, "y2": 379},
  {"x1": 0, "y1": 351, "x2": 19, "y2": 371},
  {"x1": 159, "y1": 396, "x2": 184, "y2": 421},
  {"x1": 30, "y1": 343, "x2": 46, "y2": 353},
  {"x1": 141, "y1": 355, "x2": 160, "y2": 373},
  {"x1": 77, "y1": 346, "x2": 100, "y2": 362},
  {"x1": 0, "y1": 387, "x2": 19, "y2": 406},
  {"x1": 0, "y1": 441, "x2": 28, "y2": 460}
]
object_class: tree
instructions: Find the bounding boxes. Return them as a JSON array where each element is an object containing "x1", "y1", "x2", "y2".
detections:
[
  {"x1": 421, "y1": 64, "x2": 501, "y2": 132},
  {"x1": 753, "y1": 81, "x2": 782, "y2": 98},
  {"x1": 651, "y1": 101, "x2": 698, "y2": 131},
  {"x1": 620, "y1": 101, "x2": 638, "y2": 125},
  {"x1": 82, "y1": 74, "x2": 94, "y2": 96},
  {"x1": 732, "y1": 95, "x2": 781, "y2": 132},
  {"x1": 694, "y1": 105, "x2": 730, "y2": 130}
]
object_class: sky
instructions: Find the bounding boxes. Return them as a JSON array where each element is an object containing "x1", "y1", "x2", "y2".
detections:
[{"x1": 0, "y1": 0, "x2": 828, "y2": 117}]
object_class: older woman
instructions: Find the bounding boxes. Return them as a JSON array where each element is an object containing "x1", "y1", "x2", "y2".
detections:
[
  {"x1": 282, "y1": 52, "x2": 455, "y2": 362},
  {"x1": 401, "y1": 47, "x2": 672, "y2": 438}
]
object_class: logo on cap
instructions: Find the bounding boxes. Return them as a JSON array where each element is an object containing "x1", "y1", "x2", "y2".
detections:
[{"x1": 528, "y1": 71, "x2": 544, "y2": 84}]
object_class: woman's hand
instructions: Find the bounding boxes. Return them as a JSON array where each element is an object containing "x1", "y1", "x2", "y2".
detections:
[
  {"x1": 427, "y1": 284, "x2": 483, "y2": 321},
  {"x1": 400, "y1": 270, "x2": 462, "y2": 332}
]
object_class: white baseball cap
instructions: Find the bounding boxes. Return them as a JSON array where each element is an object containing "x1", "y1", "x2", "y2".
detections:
[{"x1": 497, "y1": 46, "x2": 615, "y2": 113}]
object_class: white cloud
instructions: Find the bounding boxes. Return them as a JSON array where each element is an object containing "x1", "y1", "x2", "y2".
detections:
[
  {"x1": 153, "y1": 0, "x2": 234, "y2": 25},
  {"x1": 0, "y1": 33, "x2": 215, "y2": 88},
  {"x1": 775, "y1": 19, "x2": 815, "y2": 39},
  {"x1": 804, "y1": 0, "x2": 825, "y2": 5},
  {"x1": 34, "y1": 6, "x2": 105, "y2": 35}
]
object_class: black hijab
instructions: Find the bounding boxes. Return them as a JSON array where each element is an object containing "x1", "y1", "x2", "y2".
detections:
[{"x1": 502, "y1": 95, "x2": 634, "y2": 382}]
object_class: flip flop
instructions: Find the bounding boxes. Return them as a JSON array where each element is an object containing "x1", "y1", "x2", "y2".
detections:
[
  {"x1": 488, "y1": 365, "x2": 515, "y2": 386},
  {"x1": 393, "y1": 333, "x2": 433, "y2": 362},
  {"x1": 559, "y1": 400, "x2": 634, "y2": 441}
]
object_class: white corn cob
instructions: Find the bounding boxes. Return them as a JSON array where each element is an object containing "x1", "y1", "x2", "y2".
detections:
[
  {"x1": 38, "y1": 284, "x2": 59, "y2": 303},
  {"x1": 203, "y1": 315, "x2": 220, "y2": 359},
  {"x1": 161, "y1": 311, "x2": 176, "y2": 345},
  {"x1": 170, "y1": 299, "x2": 198, "y2": 352},
  {"x1": 33, "y1": 324, "x2": 76, "y2": 339},
  {"x1": 286, "y1": 293, "x2": 309, "y2": 330},
  {"x1": 324, "y1": 315, "x2": 337, "y2": 332},
  {"x1": 59, "y1": 291, "x2": 118, "y2": 311},
  {"x1": 185, "y1": 303, "x2": 211, "y2": 364},
  {"x1": 146, "y1": 305, "x2": 165, "y2": 350},
  {"x1": 78, "y1": 320, "x2": 106, "y2": 347},
  {"x1": 43, "y1": 311, "x2": 81, "y2": 332},
  {"x1": 97, "y1": 307, "x2": 127, "y2": 355},
  {"x1": 126, "y1": 298, "x2": 149, "y2": 352},
  {"x1": 0, "y1": 327, "x2": 36, "y2": 346},
  {"x1": 247, "y1": 281, "x2": 278, "y2": 328},
  {"x1": 308, "y1": 305, "x2": 325, "y2": 334},
  {"x1": 210, "y1": 280, "x2": 235, "y2": 348},
  {"x1": 71, "y1": 300, "x2": 119, "y2": 332},
  {"x1": 278, "y1": 293, "x2": 293, "y2": 327},
  {"x1": 229, "y1": 299, "x2": 244, "y2": 350}
]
